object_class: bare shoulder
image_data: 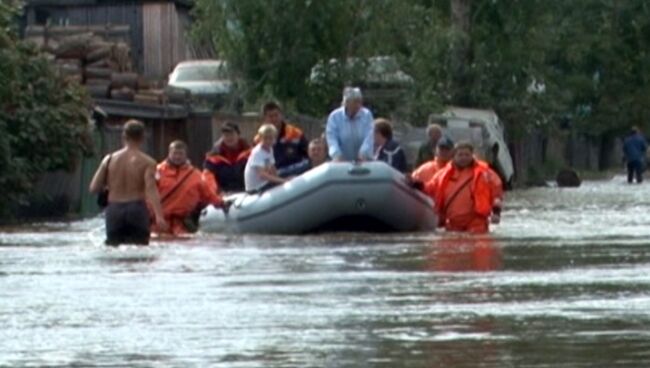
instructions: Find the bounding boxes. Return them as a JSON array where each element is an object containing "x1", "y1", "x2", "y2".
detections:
[{"x1": 135, "y1": 151, "x2": 157, "y2": 166}]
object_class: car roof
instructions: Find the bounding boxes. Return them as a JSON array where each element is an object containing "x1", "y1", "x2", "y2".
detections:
[{"x1": 175, "y1": 60, "x2": 226, "y2": 68}]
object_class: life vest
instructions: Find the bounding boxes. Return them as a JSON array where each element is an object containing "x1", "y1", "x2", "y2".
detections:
[
  {"x1": 155, "y1": 160, "x2": 222, "y2": 235},
  {"x1": 255, "y1": 122, "x2": 308, "y2": 169},
  {"x1": 412, "y1": 158, "x2": 448, "y2": 184},
  {"x1": 476, "y1": 159, "x2": 504, "y2": 203},
  {"x1": 426, "y1": 160, "x2": 495, "y2": 219},
  {"x1": 203, "y1": 148, "x2": 251, "y2": 193}
]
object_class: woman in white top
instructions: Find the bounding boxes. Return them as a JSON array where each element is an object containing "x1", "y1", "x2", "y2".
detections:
[{"x1": 244, "y1": 124, "x2": 286, "y2": 192}]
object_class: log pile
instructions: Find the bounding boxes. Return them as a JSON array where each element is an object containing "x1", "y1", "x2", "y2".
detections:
[{"x1": 25, "y1": 26, "x2": 171, "y2": 106}]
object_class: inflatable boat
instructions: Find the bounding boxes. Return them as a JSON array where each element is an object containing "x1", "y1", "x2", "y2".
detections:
[{"x1": 200, "y1": 161, "x2": 437, "y2": 234}]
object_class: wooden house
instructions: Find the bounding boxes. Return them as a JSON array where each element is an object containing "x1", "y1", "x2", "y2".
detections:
[{"x1": 23, "y1": 0, "x2": 199, "y2": 79}]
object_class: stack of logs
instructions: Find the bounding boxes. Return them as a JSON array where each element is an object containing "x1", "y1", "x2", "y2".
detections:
[{"x1": 35, "y1": 31, "x2": 167, "y2": 106}]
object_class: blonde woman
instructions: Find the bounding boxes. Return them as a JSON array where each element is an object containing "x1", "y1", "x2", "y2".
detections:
[{"x1": 244, "y1": 124, "x2": 286, "y2": 192}]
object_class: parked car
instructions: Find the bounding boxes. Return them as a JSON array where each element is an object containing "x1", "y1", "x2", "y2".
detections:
[
  {"x1": 431, "y1": 107, "x2": 515, "y2": 186},
  {"x1": 168, "y1": 60, "x2": 241, "y2": 112}
]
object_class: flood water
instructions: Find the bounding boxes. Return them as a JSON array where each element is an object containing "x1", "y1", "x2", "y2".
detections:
[{"x1": 2, "y1": 176, "x2": 650, "y2": 367}]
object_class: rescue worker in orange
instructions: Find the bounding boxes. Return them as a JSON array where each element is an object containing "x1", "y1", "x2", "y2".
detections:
[
  {"x1": 425, "y1": 142, "x2": 503, "y2": 234},
  {"x1": 411, "y1": 136, "x2": 454, "y2": 185},
  {"x1": 259, "y1": 101, "x2": 309, "y2": 170},
  {"x1": 153, "y1": 140, "x2": 224, "y2": 236},
  {"x1": 203, "y1": 121, "x2": 250, "y2": 193}
]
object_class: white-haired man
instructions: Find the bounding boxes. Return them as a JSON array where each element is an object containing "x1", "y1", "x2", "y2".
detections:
[{"x1": 325, "y1": 87, "x2": 374, "y2": 162}]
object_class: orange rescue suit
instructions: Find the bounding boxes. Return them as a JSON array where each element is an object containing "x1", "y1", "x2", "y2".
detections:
[
  {"x1": 411, "y1": 158, "x2": 449, "y2": 184},
  {"x1": 425, "y1": 160, "x2": 501, "y2": 233},
  {"x1": 153, "y1": 161, "x2": 223, "y2": 235}
]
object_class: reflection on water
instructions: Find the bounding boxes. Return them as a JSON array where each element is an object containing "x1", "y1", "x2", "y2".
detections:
[{"x1": 1, "y1": 176, "x2": 650, "y2": 367}]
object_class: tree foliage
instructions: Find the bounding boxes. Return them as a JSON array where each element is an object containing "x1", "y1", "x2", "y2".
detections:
[
  {"x1": 193, "y1": 0, "x2": 650, "y2": 137},
  {"x1": 0, "y1": 1, "x2": 93, "y2": 215}
]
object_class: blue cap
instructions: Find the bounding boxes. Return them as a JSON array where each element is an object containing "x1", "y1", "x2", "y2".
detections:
[{"x1": 437, "y1": 136, "x2": 454, "y2": 149}]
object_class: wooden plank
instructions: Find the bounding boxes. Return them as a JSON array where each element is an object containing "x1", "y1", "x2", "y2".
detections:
[{"x1": 25, "y1": 25, "x2": 131, "y2": 37}]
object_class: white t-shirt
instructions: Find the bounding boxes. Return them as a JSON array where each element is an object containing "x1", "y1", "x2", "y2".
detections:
[{"x1": 244, "y1": 144, "x2": 276, "y2": 191}]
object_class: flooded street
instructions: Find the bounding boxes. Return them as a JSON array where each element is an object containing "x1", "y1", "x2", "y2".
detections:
[{"x1": 2, "y1": 176, "x2": 650, "y2": 367}]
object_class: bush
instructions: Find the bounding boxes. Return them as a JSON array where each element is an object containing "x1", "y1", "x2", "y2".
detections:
[{"x1": 0, "y1": 2, "x2": 93, "y2": 217}]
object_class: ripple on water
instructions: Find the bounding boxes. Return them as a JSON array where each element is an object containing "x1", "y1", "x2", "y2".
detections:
[{"x1": 2, "y1": 177, "x2": 650, "y2": 366}]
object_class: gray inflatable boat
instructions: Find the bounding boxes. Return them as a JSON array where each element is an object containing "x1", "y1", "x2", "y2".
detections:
[{"x1": 200, "y1": 161, "x2": 438, "y2": 234}]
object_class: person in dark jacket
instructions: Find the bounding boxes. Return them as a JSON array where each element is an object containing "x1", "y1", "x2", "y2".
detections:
[
  {"x1": 278, "y1": 138, "x2": 329, "y2": 177},
  {"x1": 623, "y1": 126, "x2": 648, "y2": 184},
  {"x1": 373, "y1": 118, "x2": 408, "y2": 172},
  {"x1": 259, "y1": 101, "x2": 309, "y2": 170},
  {"x1": 415, "y1": 121, "x2": 443, "y2": 167},
  {"x1": 203, "y1": 121, "x2": 251, "y2": 193}
]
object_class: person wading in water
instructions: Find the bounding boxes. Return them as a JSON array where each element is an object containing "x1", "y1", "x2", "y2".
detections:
[{"x1": 90, "y1": 120, "x2": 167, "y2": 245}]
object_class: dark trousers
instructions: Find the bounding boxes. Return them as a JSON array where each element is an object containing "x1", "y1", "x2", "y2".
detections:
[
  {"x1": 627, "y1": 160, "x2": 645, "y2": 184},
  {"x1": 105, "y1": 200, "x2": 150, "y2": 246}
]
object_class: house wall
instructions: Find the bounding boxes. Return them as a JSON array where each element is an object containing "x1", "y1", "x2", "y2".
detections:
[
  {"x1": 25, "y1": 1, "x2": 145, "y2": 73},
  {"x1": 24, "y1": 1, "x2": 193, "y2": 79},
  {"x1": 142, "y1": 2, "x2": 190, "y2": 79}
]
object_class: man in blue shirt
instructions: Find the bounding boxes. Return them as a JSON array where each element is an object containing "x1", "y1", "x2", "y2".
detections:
[
  {"x1": 325, "y1": 87, "x2": 374, "y2": 162},
  {"x1": 623, "y1": 126, "x2": 648, "y2": 184}
]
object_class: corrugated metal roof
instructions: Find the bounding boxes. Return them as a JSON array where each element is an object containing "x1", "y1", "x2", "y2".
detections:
[{"x1": 96, "y1": 99, "x2": 189, "y2": 120}]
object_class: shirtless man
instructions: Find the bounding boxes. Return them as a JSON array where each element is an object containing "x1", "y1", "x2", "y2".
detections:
[{"x1": 90, "y1": 120, "x2": 167, "y2": 245}]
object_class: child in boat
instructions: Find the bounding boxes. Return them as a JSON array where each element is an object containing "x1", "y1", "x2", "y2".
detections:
[{"x1": 244, "y1": 124, "x2": 286, "y2": 192}]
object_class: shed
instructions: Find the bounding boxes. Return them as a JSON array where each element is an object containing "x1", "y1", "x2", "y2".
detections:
[{"x1": 23, "y1": 0, "x2": 196, "y2": 79}]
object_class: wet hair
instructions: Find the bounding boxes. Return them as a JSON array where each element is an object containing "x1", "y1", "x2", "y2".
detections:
[
  {"x1": 454, "y1": 141, "x2": 475, "y2": 152},
  {"x1": 374, "y1": 118, "x2": 393, "y2": 140},
  {"x1": 123, "y1": 119, "x2": 145, "y2": 142},
  {"x1": 169, "y1": 140, "x2": 187, "y2": 151},
  {"x1": 262, "y1": 101, "x2": 282, "y2": 116},
  {"x1": 258, "y1": 123, "x2": 278, "y2": 137}
]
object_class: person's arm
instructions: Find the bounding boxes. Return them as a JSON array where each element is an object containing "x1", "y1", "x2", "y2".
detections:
[
  {"x1": 395, "y1": 147, "x2": 408, "y2": 173},
  {"x1": 326, "y1": 113, "x2": 343, "y2": 161},
  {"x1": 256, "y1": 166, "x2": 286, "y2": 184},
  {"x1": 199, "y1": 172, "x2": 223, "y2": 207},
  {"x1": 89, "y1": 155, "x2": 110, "y2": 193},
  {"x1": 423, "y1": 174, "x2": 439, "y2": 199},
  {"x1": 202, "y1": 168, "x2": 219, "y2": 194},
  {"x1": 278, "y1": 158, "x2": 310, "y2": 177},
  {"x1": 145, "y1": 162, "x2": 168, "y2": 231},
  {"x1": 358, "y1": 111, "x2": 375, "y2": 161}
]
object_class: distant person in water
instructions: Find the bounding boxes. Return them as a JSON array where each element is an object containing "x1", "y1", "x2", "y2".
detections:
[
  {"x1": 425, "y1": 141, "x2": 503, "y2": 234},
  {"x1": 278, "y1": 138, "x2": 329, "y2": 177},
  {"x1": 623, "y1": 126, "x2": 648, "y2": 184},
  {"x1": 373, "y1": 118, "x2": 407, "y2": 172},
  {"x1": 411, "y1": 136, "x2": 454, "y2": 185},
  {"x1": 325, "y1": 87, "x2": 374, "y2": 162},
  {"x1": 89, "y1": 120, "x2": 167, "y2": 245},
  {"x1": 244, "y1": 124, "x2": 287, "y2": 192},
  {"x1": 416, "y1": 121, "x2": 443, "y2": 167}
]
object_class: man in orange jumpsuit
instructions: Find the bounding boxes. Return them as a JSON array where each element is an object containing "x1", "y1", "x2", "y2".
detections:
[
  {"x1": 425, "y1": 142, "x2": 503, "y2": 234},
  {"x1": 153, "y1": 140, "x2": 224, "y2": 236},
  {"x1": 411, "y1": 137, "x2": 454, "y2": 185}
]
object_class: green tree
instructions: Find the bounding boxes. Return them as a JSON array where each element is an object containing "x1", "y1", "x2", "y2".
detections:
[{"x1": 0, "y1": 1, "x2": 93, "y2": 216}]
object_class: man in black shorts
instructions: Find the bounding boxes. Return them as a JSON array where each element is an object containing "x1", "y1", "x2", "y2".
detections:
[{"x1": 90, "y1": 120, "x2": 167, "y2": 245}]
